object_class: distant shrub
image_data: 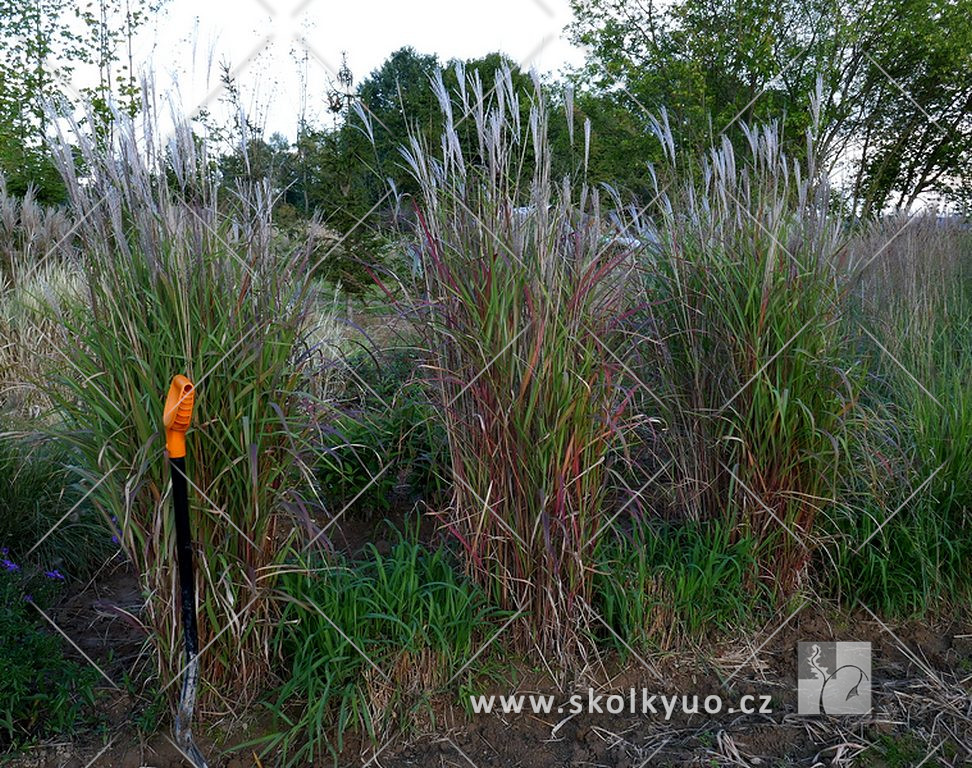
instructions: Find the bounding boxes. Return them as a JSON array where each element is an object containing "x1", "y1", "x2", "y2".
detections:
[{"x1": 317, "y1": 347, "x2": 446, "y2": 518}]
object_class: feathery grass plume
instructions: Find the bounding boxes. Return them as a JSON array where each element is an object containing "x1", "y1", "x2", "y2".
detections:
[
  {"x1": 0, "y1": 179, "x2": 75, "y2": 290},
  {"x1": 638, "y1": 114, "x2": 854, "y2": 594},
  {"x1": 396, "y1": 64, "x2": 637, "y2": 661},
  {"x1": 0, "y1": 258, "x2": 81, "y2": 418},
  {"x1": 0, "y1": 179, "x2": 79, "y2": 417},
  {"x1": 40, "y1": 88, "x2": 331, "y2": 706},
  {"x1": 829, "y1": 215, "x2": 972, "y2": 613}
]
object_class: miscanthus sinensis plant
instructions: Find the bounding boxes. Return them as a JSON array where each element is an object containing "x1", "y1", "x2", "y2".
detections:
[
  {"x1": 0, "y1": 180, "x2": 79, "y2": 417},
  {"x1": 635, "y1": 107, "x2": 856, "y2": 594},
  {"x1": 40, "y1": 92, "x2": 330, "y2": 705},
  {"x1": 375, "y1": 64, "x2": 641, "y2": 661}
]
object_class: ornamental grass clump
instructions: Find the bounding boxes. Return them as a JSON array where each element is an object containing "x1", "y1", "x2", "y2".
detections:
[
  {"x1": 0, "y1": 180, "x2": 79, "y2": 417},
  {"x1": 831, "y1": 216, "x2": 972, "y2": 612},
  {"x1": 638, "y1": 110, "x2": 854, "y2": 594},
  {"x1": 390, "y1": 65, "x2": 638, "y2": 659},
  {"x1": 40, "y1": 96, "x2": 329, "y2": 706}
]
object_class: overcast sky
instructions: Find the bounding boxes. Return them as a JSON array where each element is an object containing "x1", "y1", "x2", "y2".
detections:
[{"x1": 120, "y1": 0, "x2": 586, "y2": 139}]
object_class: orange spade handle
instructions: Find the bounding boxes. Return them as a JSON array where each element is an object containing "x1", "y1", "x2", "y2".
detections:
[{"x1": 163, "y1": 375, "x2": 194, "y2": 459}]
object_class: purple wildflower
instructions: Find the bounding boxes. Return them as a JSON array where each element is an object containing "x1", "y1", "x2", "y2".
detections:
[
  {"x1": 2, "y1": 558, "x2": 19, "y2": 572},
  {"x1": 44, "y1": 569, "x2": 65, "y2": 581}
]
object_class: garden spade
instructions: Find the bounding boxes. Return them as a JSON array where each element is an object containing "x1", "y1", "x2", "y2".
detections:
[{"x1": 164, "y1": 375, "x2": 209, "y2": 768}]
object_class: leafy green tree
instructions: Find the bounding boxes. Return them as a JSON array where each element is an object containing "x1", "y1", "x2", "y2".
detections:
[
  {"x1": 569, "y1": 0, "x2": 824, "y2": 151},
  {"x1": 569, "y1": 0, "x2": 972, "y2": 212},
  {"x1": 268, "y1": 48, "x2": 549, "y2": 289},
  {"x1": 218, "y1": 47, "x2": 590, "y2": 290},
  {"x1": 846, "y1": 0, "x2": 972, "y2": 213},
  {"x1": 218, "y1": 132, "x2": 291, "y2": 191},
  {"x1": 75, "y1": 0, "x2": 165, "y2": 128},
  {"x1": 0, "y1": 0, "x2": 162, "y2": 200},
  {"x1": 0, "y1": 0, "x2": 79, "y2": 201}
]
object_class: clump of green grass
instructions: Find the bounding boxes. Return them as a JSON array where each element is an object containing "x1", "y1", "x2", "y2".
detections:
[
  {"x1": 636, "y1": 114, "x2": 854, "y2": 593},
  {"x1": 594, "y1": 519, "x2": 767, "y2": 648},
  {"x1": 387, "y1": 64, "x2": 637, "y2": 660},
  {"x1": 825, "y1": 216, "x2": 972, "y2": 614},
  {"x1": 0, "y1": 433, "x2": 113, "y2": 577},
  {"x1": 38, "y1": 99, "x2": 333, "y2": 705},
  {"x1": 316, "y1": 346, "x2": 446, "y2": 517},
  {"x1": 259, "y1": 531, "x2": 500, "y2": 765}
]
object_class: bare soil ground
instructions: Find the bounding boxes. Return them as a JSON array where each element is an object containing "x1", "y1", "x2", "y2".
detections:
[
  {"x1": 7, "y1": 523, "x2": 971, "y2": 768},
  {"x1": 373, "y1": 609, "x2": 972, "y2": 768}
]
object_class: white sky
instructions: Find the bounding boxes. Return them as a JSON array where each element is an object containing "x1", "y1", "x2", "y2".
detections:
[{"x1": 117, "y1": 0, "x2": 586, "y2": 139}]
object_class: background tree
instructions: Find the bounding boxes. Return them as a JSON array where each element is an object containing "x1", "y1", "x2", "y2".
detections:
[
  {"x1": 847, "y1": 0, "x2": 972, "y2": 213},
  {"x1": 569, "y1": 0, "x2": 972, "y2": 212},
  {"x1": 75, "y1": 0, "x2": 164, "y2": 130},
  {"x1": 0, "y1": 0, "x2": 163, "y2": 201},
  {"x1": 257, "y1": 48, "x2": 548, "y2": 290},
  {"x1": 0, "y1": 0, "x2": 79, "y2": 201}
]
